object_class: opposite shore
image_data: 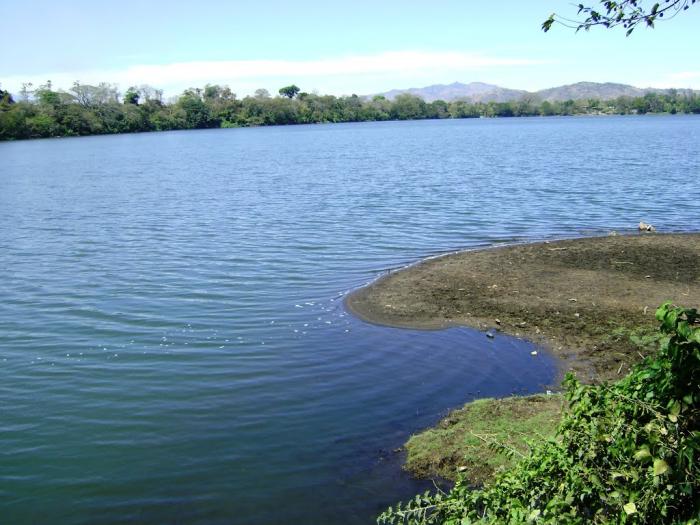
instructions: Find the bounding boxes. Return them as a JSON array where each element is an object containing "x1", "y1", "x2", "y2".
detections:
[{"x1": 2, "y1": 82, "x2": 700, "y2": 141}]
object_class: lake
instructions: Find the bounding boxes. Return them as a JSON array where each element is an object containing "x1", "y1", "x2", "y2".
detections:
[{"x1": 1, "y1": 115, "x2": 698, "y2": 524}]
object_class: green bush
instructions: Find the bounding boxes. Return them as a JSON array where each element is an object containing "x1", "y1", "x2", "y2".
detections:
[{"x1": 380, "y1": 303, "x2": 700, "y2": 524}]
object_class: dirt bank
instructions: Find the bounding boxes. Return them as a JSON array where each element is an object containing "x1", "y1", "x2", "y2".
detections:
[{"x1": 347, "y1": 233, "x2": 700, "y2": 382}]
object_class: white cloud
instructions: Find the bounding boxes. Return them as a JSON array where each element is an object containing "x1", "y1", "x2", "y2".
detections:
[
  {"x1": 644, "y1": 71, "x2": 700, "y2": 89},
  {"x1": 0, "y1": 51, "x2": 548, "y2": 97},
  {"x1": 671, "y1": 71, "x2": 700, "y2": 80}
]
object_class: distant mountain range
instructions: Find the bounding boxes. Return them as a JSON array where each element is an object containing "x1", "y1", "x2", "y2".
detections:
[{"x1": 376, "y1": 81, "x2": 699, "y2": 103}]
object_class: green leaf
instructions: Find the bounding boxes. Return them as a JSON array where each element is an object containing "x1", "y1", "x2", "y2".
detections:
[
  {"x1": 668, "y1": 400, "x2": 681, "y2": 422},
  {"x1": 634, "y1": 446, "x2": 651, "y2": 461},
  {"x1": 653, "y1": 458, "x2": 670, "y2": 476},
  {"x1": 623, "y1": 502, "x2": 637, "y2": 515}
]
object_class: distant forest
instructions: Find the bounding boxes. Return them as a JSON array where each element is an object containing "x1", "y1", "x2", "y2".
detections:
[{"x1": 1, "y1": 81, "x2": 700, "y2": 141}]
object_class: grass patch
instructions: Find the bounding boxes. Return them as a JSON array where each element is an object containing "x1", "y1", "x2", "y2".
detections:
[
  {"x1": 405, "y1": 394, "x2": 563, "y2": 484},
  {"x1": 606, "y1": 324, "x2": 668, "y2": 353}
]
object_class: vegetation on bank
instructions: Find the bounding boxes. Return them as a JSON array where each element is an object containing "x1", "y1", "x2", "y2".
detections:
[
  {"x1": 404, "y1": 320, "x2": 678, "y2": 487},
  {"x1": 380, "y1": 303, "x2": 700, "y2": 524},
  {"x1": 404, "y1": 395, "x2": 563, "y2": 485},
  {"x1": 1, "y1": 81, "x2": 700, "y2": 141}
]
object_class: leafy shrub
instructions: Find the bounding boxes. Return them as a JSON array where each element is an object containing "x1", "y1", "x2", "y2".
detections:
[{"x1": 379, "y1": 303, "x2": 700, "y2": 524}]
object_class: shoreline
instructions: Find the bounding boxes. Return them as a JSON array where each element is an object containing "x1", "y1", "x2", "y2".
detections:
[
  {"x1": 3, "y1": 112, "x2": 698, "y2": 144},
  {"x1": 346, "y1": 232, "x2": 700, "y2": 383}
]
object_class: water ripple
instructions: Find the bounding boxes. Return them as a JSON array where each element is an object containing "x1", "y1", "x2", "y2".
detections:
[{"x1": 0, "y1": 116, "x2": 698, "y2": 524}]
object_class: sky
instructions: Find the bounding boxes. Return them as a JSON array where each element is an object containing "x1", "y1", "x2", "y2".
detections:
[{"x1": 1, "y1": 0, "x2": 698, "y2": 98}]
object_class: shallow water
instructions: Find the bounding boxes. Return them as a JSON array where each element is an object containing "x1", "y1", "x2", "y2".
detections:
[{"x1": 1, "y1": 116, "x2": 698, "y2": 524}]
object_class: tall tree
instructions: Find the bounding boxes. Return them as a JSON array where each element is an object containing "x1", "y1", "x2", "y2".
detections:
[
  {"x1": 20, "y1": 83, "x2": 33, "y2": 102},
  {"x1": 0, "y1": 88, "x2": 14, "y2": 106},
  {"x1": 176, "y1": 89, "x2": 214, "y2": 128},
  {"x1": 123, "y1": 87, "x2": 140, "y2": 105},
  {"x1": 278, "y1": 84, "x2": 301, "y2": 99},
  {"x1": 70, "y1": 82, "x2": 120, "y2": 108}
]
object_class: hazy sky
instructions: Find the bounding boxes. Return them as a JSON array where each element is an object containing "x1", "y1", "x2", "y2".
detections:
[{"x1": 2, "y1": 0, "x2": 698, "y2": 97}]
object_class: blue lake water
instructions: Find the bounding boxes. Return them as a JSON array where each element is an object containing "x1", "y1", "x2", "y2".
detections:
[{"x1": 1, "y1": 115, "x2": 698, "y2": 524}]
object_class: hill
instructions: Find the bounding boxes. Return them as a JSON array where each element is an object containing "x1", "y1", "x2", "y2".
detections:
[
  {"x1": 376, "y1": 81, "x2": 699, "y2": 102},
  {"x1": 380, "y1": 81, "x2": 527, "y2": 102}
]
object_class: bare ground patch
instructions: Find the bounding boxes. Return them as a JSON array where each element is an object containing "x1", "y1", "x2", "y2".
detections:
[{"x1": 347, "y1": 233, "x2": 700, "y2": 383}]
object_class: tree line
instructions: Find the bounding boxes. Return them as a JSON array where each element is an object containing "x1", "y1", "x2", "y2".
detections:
[{"x1": 1, "y1": 81, "x2": 699, "y2": 141}]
